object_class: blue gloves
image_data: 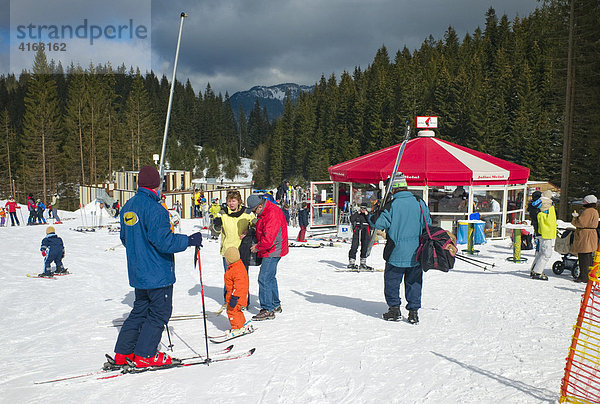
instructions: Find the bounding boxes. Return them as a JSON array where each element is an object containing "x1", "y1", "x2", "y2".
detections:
[
  {"x1": 229, "y1": 296, "x2": 239, "y2": 308},
  {"x1": 188, "y1": 232, "x2": 203, "y2": 247}
]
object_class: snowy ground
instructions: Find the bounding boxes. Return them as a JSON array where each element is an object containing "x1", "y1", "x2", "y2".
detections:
[{"x1": 0, "y1": 204, "x2": 583, "y2": 403}]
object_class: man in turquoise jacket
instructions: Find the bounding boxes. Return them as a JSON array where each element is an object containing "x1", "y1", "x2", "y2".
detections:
[
  {"x1": 370, "y1": 173, "x2": 431, "y2": 324},
  {"x1": 112, "y1": 165, "x2": 203, "y2": 369}
]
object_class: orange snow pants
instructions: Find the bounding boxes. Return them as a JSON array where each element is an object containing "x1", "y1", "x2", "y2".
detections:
[{"x1": 227, "y1": 306, "x2": 246, "y2": 329}]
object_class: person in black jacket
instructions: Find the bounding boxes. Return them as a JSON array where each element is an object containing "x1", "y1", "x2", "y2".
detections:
[
  {"x1": 296, "y1": 202, "x2": 309, "y2": 242},
  {"x1": 527, "y1": 191, "x2": 542, "y2": 237},
  {"x1": 348, "y1": 202, "x2": 372, "y2": 270},
  {"x1": 275, "y1": 180, "x2": 290, "y2": 204}
]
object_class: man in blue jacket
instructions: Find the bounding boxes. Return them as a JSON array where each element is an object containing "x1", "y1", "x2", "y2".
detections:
[
  {"x1": 112, "y1": 165, "x2": 203, "y2": 369},
  {"x1": 370, "y1": 173, "x2": 431, "y2": 324}
]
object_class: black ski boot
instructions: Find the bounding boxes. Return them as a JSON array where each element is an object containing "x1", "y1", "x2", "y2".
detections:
[
  {"x1": 347, "y1": 259, "x2": 358, "y2": 269},
  {"x1": 359, "y1": 259, "x2": 374, "y2": 271},
  {"x1": 382, "y1": 306, "x2": 401, "y2": 321},
  {"x1": 407, "y1": 310, "x2": 419, "y2": 324}
]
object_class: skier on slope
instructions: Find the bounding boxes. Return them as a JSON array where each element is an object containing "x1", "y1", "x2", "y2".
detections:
[
  {"x1": 4, "y1": 196, "x2": 20, "y2": 226},
  {"x1": 348, "y1": 201, "x2": 372, "y2": 270},
  {"x1": 222, "y1": 247, "x2": 253, "y2": 339},
  {"x1": 26, "y1": 194, "x2": 37, "y2": 225},
  {"x1": 39, "y1": 226, "x2": 66, "y2": 277},
  {"x1": 111, "y1": 165, "x2": 204, "y2": 369}
]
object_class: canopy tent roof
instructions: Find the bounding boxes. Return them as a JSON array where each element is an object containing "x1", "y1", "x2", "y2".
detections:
[{"x1": 328, "y1": 134, "x2": 530, "y2": 186}]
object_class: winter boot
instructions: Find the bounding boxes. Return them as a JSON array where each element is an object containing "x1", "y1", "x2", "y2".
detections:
[
  {"x1": 252, "y1": 309, "x2": 275, "y2": 321},
  {"x1": 407, "y1": 310, "x2": 419, "y2": 324},
  {"x1": 347, "y1": 259, "x2": 358, "y2": 269},
  {"x1": 531, "y1": 272, "x2": 548, "y2": 281},
  {"x1": 359, "y1": 258, "x2": 373, "y2": 271},
  {"x1": 133, "y1": 352, "x2": 180, "y2": 368},
  {"x1": 382, "y1": 306, "x2": 401, "y2": 321}
]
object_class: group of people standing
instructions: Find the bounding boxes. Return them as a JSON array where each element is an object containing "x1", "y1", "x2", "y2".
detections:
[
  {"x1": 3, "y1": 193, "x2": 61, "y2": 227},
  {"x1": 111, "y1": 166, "x2": 289, "y2": 369},
  {"x1": 528, "y1": 190, "x2": 598, "y2": 283}
]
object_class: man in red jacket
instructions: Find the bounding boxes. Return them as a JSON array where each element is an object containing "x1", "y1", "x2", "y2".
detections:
[
  {"x1": 26, "y1": 194, "x2": 37, "y2": 225},
  {"x1": 248, "y1": 194, "x2": 288, "y2": 320}
]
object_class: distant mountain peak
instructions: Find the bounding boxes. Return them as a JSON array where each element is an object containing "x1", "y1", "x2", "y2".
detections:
[{"x1": 230, "y1": 83, "x2": 313, "y2": 121}]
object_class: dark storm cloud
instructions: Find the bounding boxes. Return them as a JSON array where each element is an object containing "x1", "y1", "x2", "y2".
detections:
[
  {"x1": 1, "y1": 0, "x2": 541, "y2": 94},
  {"x1": 151, "y1": 0, "x2": 540, "y2": 94}
]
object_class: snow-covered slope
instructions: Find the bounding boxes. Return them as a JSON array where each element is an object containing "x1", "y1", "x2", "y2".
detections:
[{"x1": 0, "y1": 208, "x2": 583, "y2": 403}]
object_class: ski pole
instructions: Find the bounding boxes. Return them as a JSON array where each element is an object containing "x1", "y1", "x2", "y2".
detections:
[
  {"x1": 455, "y1": 254, "x2": 489, "y2": 271},
  {"x1": 457, "y1": 254, "x2": 495, "y2": 267},
  {"x1": 195, "y1": 246, "x2": 210, "y2": 364},
  {"x1": 165, "y1": 324, "x2": 174, "y2": 351}
]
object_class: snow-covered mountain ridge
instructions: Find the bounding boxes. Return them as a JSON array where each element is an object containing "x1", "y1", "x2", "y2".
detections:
[{"x1": 230, "y1": 83, "x2": 313, "y2": 121}]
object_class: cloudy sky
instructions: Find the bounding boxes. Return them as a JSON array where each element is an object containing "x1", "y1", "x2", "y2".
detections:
[{"x1": 0, "y1": 0, "x2": 541, "y2": 95}]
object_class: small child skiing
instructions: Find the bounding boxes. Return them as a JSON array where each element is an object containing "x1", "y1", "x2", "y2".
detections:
[
  {"x1": 0, "y1": 207, "x2": 6, "y2": 227},
  {"x1": 40, "y1": 226, "x2": 66, "y2": 277},
  {"x1": 222, "y1": 247, "x2": 253, "y2": 339}
]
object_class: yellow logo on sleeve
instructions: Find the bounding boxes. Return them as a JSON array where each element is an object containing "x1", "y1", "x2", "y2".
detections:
[{"x1": 123, "y1": 212, "x2": 138, "y2": 226}]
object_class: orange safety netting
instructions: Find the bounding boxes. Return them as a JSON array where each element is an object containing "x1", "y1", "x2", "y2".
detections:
[{"x1": 560, "y1": 250, "x2": 600, "y2": 404}]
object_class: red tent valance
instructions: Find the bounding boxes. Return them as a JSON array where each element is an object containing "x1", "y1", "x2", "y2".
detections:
[{"x1": 328, "y1": 136, "x2": 529, "y2": 186}]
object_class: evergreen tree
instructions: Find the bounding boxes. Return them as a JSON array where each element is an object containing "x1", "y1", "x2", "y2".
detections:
[{"x1": 22, "y1": 49, "x2": 61, "y2": 203}]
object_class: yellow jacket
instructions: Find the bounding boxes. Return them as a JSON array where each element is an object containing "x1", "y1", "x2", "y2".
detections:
[
  {"x1": 218, "y1": 207, "x2": 255, "y2": 256},
  {"x1": 537, "y1": 206, "x2": 557, "y2": 239},
  {"x1": 209, "y1": 202, "x2": 221, "y2": 218}
]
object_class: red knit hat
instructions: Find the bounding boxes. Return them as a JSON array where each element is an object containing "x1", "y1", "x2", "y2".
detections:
[{"x1": 138, "y1": 165, "x2": 161, "y2": 189}]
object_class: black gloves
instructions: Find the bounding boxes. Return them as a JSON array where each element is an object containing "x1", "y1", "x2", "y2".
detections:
[
  {"x1": 229, "y1": 295, "x2": 239, "y2": 308},
  {"x1": 188, "y1": 232, "x2": 203, "y2": 247}
]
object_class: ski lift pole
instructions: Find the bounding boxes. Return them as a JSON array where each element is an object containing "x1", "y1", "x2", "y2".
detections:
[
  {"x1": 365, "y1": 122, "x2": 411, "y2": 258},
  {"x1": 158, "y1": 12, "x2": 188, "y2": 181}
]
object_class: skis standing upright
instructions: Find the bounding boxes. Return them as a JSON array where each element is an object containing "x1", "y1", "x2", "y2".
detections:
[{"x1": 365, "y1": 123, "x2": 411, "y2": 258}]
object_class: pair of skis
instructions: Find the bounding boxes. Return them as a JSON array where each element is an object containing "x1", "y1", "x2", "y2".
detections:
[
  {"x1": 35, "y1": 247, "x2": 256, "y2": 385},
  {"x1": 365, "y1": 123, "x2": 411, "y2": 258},
  {"x1": 26, "y1": 270, "x2": 71, "y2": 279},
  {"x1": 34, "y1": 345, "x2": 254, "y2": 384}
]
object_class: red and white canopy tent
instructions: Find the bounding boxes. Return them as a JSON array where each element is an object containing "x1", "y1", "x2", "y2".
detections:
[{"x1": 328, "y1": 131, "x2": 530, "y2": 237}]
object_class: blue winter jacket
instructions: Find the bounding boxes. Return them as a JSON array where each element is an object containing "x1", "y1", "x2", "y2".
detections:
[
  {"x1": 41, "y1": 233, "x2": 64, "y2": 259},
  {"x1": 120, "y1": 187, "x2": 189, "y2": 289},
  {"x1": 370, "y1": 191, "x2": 431, "y2": 267}
]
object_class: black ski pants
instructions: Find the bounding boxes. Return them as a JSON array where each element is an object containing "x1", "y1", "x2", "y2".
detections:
[{"x1": 349, "y1": 225, "x2": 371, "y2": 260}]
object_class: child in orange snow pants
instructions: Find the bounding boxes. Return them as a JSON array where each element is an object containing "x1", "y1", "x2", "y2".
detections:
[{"x1": 224, "y1": 247, "x2": 249, "y2": 330}]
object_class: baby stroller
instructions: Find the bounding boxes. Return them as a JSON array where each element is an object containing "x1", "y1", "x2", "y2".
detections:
[{"x1": 552, "y1": 228, "x2": 580, "y2": 279}]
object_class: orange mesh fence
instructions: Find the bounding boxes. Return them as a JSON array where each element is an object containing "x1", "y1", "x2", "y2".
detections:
[{"x1": 560, "y1": 251, "x2": 600, "y2": 404}]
